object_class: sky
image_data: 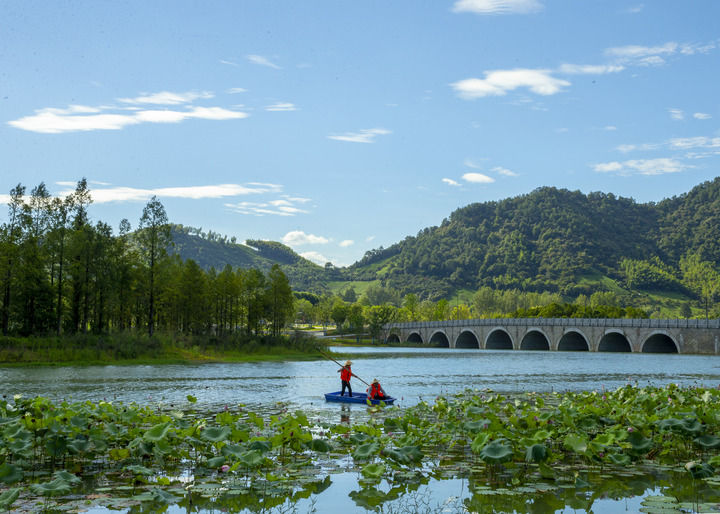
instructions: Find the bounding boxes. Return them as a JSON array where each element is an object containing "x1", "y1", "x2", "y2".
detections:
[{"x1": 2, "y1": 1, "x2": 720, "y2": 266}]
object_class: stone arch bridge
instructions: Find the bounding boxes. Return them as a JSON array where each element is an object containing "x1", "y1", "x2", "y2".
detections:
[{"x1": 384, "y1": 318, "x2": 720, "y2": 354}]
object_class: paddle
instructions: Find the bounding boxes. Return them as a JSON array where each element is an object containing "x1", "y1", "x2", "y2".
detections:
[{"x1": 317, "y1": 349, "x2": 371, "y2": 387}]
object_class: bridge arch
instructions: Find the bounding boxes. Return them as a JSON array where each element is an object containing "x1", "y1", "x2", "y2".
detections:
[
  {"x1": 558, "y1": 330, "x2": 589, "y2": 351},
  {"x1": 407, "y1": 332, "x2": 423, "y2": 344},
  {"x1": 598, "y1": 331, "x2": 632, "y2": 352},
  {"x1": 429, "y1": 330, "x2": 450, "y2": 348},
  {"x1": 642, "y1": 332, "x2": 679, "y2": 353},
  {"x1": 520, "y1": 329, "x2": 550, "y2": 351},
  {"x1": 386, "y1": 333, "x2": 400, "y2": 344},
  {"x1": 485, "y1": 328, "x2": 513, "y2": 350},
  {"x1": 455, "y1": 330, "x2": 480, "y2": 349}
]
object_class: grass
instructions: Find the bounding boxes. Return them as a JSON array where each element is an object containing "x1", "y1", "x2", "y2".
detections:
[{"x1": 0, "y1": 332, "x2": 327, "y2": 366}]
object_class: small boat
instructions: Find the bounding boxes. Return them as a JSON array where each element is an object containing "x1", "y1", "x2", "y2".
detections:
[{"x1": 324, "y1": 391, "x2": 396, "y2": 405}]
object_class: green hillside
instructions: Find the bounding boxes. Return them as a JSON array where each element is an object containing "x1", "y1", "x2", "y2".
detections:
[
  {"x1": 172, "y1": 177, "x2": 720, "y2": 303},
  {"x1": 170, "y1": 225, "x2": 329, "y2": 293}
]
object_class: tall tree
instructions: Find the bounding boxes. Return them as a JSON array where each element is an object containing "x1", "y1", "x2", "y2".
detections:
[
  {"x1": 1, "y1": 184, "x2": 25, "y2": 335},
  {"x1": 137, "y1": 196, "x2": 170, "y2": 337},
  {"x1": 267, "y1": 264, "x2": 293, "y2": 337}
]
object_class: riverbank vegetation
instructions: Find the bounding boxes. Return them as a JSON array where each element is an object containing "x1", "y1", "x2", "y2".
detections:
[
  {"x1": 0, "y1": 332, "x2": 324, "y2": 366},
  {"x1": 1, "y1": 384, "x2": 720, "y2": 512}
]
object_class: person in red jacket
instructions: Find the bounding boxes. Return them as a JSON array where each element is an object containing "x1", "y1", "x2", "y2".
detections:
[
  {"x1": 338, "y1": 360, "x2": 353, "y2": 397},
  {"x1": 367, "y1": 378, "x2": 386, "y2": 400}
]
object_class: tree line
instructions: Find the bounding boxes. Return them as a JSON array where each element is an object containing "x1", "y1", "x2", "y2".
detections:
[{"x1": 0, "y1": 180, "x2": 294, "y2": 338}]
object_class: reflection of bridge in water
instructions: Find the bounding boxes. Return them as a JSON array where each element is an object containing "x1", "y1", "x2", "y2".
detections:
[{"x1": 384, "y1": 318, "x2": 720, "y2": 354}]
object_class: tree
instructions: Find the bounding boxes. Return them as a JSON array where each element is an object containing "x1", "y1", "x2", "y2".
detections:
[
  {"x1": 267, "y1": 265, "x2": 293, "y2": 337},
  {"x1": 331, "y1": 299, "x2": 348, "y2": 335},
  {"x1": 137, "y1": 196, "x2": 171, "y2": 336},
  {"x1": 681, "y1": 252, "x2": 720, "y2": 320},
  {"x1": 402, "y1": 293, "x2": 419, "y2": 321},
  {"x1": 1, "y1": 184, "x2": 25, "y2": 335},
  {"x1": 367, "y1": 304, "x2": 397, "y2": 344}
]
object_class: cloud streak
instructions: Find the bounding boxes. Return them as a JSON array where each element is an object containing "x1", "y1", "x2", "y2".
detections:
[
  {"x1": 8, "y1": 90, "x2": 248, "y2": 134},
  {"x1": 327, "y1": 128, "x2": 391, "y2": 143},
  {"x1": 452, "y1": 0, "x2": 543, "y2": 15},
  {"x1": 246, "y1": 54, "x2": 281, "y2": 69},
  {"x1": 593, "y1": 158, "x2": 692, "y2": 175},
  {"x1": 56, "y1": 183, "x2": 282, "y2": 204},
  {"x1": 282, "y1": 231, "x2": 329, "y2": 245}
]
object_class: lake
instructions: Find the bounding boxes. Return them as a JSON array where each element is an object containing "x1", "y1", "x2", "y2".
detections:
[{"x1": 3, "y1": 347, "x2": 720, "y2": 513}]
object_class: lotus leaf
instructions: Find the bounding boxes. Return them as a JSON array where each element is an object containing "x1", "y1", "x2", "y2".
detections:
[
  {"x1": 247, "y1": 440, "x2": 272, "y2": 453},
  {"x1": 187, "y1": 395, "x2": 197, "y2": 403},
  {"x1": 464, "y1": 419, "x2": 491, "y2": 433},
  {"x1": 685, "y1": 461, "x2": 714, "y2": 479},
  {"x1": 353, "y1": 442, "x2": 381, "y2": 460},
  {"x1": 67, "y1": 437, "x2": 91, "y2": 454},
  {"x1": 361, "y1": 462, "x2": 386, "y2": 479},
  {"x1": 221, "y1": 443, "x2": 245, "y2": 458},
  {"x1": 627, "y1": 432, "x2": 653, "y2": 452},
  {"x1": 538, "y1": 462, "x2": 555, "y2": 479},
  {"x1": 201, "y1": 425, "x2": 231, "y2": 443},
  {"x1": 350, "y1": 433, "x2": 371, "y2": 444},
  {"x1": 525, "y1": 443, "x2": 548, "y2": 463},
  {"x1": 307, "y1": 438, "x2": 333, "y2": 452},
  {"x1": 138, "y1": 487, "x2": 178, "y2": 504},
  {"x1": 129, "y1": 437, "x2": 153, "y2": 456},
  {"x1": 30, "y1": 477, "x2": 72, "y2": 497},
  {"x1": 563, "y1": 434, "x2": 588, "y2": 454},
  {"x1": 471, "y1": 432, "x2": 491, "y2": 454},
  {"x1": 144, "y1": 421, "x2": 171, "y2": 442},
  {"x1": 126, "y1": 464, "x2": 154, "y2": 476},
  {"x1": 206, "y1": 456, "x2": 226, "y2": 468},
  {"x1": 0, "y1": 488, "x2": 20, "y2": 510},
  {"x1": 45, "y1": 434, "x2": 67, "y2": 457},
  {"x1": 608, "y1": 452, "x2": 631, "y2": 466},
  {"x1": 349, "y1": 487, "x2": 388, "y2": 509},
  {"x1": 479, "y1": 440, "x2": 513, "y2": 463},
  {"x1": 574, "y1": 475, "x2": 590, "y2": 489},
  {"x1": 109, "y1": 447, "x2": 131, "y2": 460},
  {"x1": 8, "y1": 438, "x2": 32, "y2": 458},
  {"x1": 694, "y1": 434, "x2": 720, "y2": 449},
  {"x1": 239, "y1": 449, "x2": 264, "y2": 468},
  {"x1": 0, "y1": 463, "x2": 23, "y2": 484},
  {"x1": 53, "y1": 470, "x2": 81, "y2": 485},
  {"x1": 679, "y1": 418, "x2": 702, "y2": 435},
  {"x1": 657, "y1": 418, "x2": 683, "y2": 431},
  {"x1": 383, "y1": 445, "x2": 423, "y2": 464}
]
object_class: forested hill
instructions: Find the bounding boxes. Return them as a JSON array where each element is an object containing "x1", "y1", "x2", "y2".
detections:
[
  {"x1": 170, "y1": 177, "x2": 720, "y2": 300},
  {"x1": 345, "y1": 176, "x2": 720, "y2": 299},
  {"x1": 170, "y1": 225, "x2": 329, "y2": 292}
]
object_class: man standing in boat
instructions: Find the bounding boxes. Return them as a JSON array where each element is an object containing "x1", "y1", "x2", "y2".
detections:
[{"x1": 338, "y1": 360, "x2": 353, "y2": 397}]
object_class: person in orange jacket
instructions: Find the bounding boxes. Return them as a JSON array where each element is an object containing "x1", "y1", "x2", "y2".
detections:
[
  {"x1": 367, "y1": 378, "x2": 386, "y2": 400},
  {"x1": 338, "y1": 360, "x2": 353, "y2": 397}
]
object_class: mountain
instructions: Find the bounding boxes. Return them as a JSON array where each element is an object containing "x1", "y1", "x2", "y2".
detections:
[
  {"x1": 170, "y1": 177, "x2": 720, "y2": 300},
  {"x1": 170, "y1": 226, "x2": 330, "y2": 293}
]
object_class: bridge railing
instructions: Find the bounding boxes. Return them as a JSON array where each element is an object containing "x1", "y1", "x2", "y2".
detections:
[{"x1": 385, "y1": 318, "x2": 720, "y2": 330}]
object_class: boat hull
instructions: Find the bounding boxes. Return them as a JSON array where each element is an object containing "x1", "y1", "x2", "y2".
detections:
[{"x1": 324, "y1": 391, "x2": 395, "y2": 405}]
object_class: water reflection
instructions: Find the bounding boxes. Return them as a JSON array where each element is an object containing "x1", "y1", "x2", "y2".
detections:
[{"x1": 1, "y1": 348, "x2": 720, "y2": 413}]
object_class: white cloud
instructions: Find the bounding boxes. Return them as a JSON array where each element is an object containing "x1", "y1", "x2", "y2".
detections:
[
  {"x1": 463, "y1": 158, "x2": 484, "y2": 169},
  {"x1": 442, "y1": 178, "x2": 461, "y2": 186},
  {"x1": 299, "y1": 251, "x2": 330, "y2": 266},
  {"x1": 365, "y1": 235, "x2": 376, "y2": 243},
  {"x1": 558, "y1": 64, "x2": 625, "y2": 75},
  {"x1": 55, "y1": 183, "x2": 282, "y2": 204},
  {"x1": 220, "y1": 59, "x2": 239, "y2": 67},
  {"x1": 624, "y1": 4, "x2": 644, "y2": 13},
  {"x1": 9, "y1": 101, "x2": 247, "y2": 134},
  {"x1": 604, "y1": 126, "x2": 617, "y2": 131},
  {"x1": 452, "y1": 69, "x2": 570, "y2": 99},
  {"x1": 226, "y1": 87, "x2": 247, "y2": 94},
  {"x1": 593, "y1": 158, "x2": 691, "y2": 175},
  {"x1": 452, "y1": 0, "x2": 542, "y2": 15},
  {"x1": 604, "y1": 41, "x2": 715, "y2": 67},
  {"x1": 669, "y1": 108, "x2": 684, "y2": 121},
  {"x1": 118, "y1": 91, "x2": 213, "y2": 105},
  {"x1": 493, "y1": 166, "x2": 518, "y2": 177},
  {"x1": 327, "y1": 128, "x2": 391, "y2": 143},
  {"x1": 462, "y1": 172, "x2": 495, "y2": 183},
  {"x1": 246, "y1": 54, "x2": 281, "y2": 69},
  {"x1": 668, "y1": 137, "x2": 720, "y2": 150},
  {"x1": 615, "y1": 142, "x2": 660, "y2": 153},
  {"x1": 225, "y1": 201, "x2": 309, "y2": 216},
  {"x1": 282, "y1": 230, "x2": 329, "y2": 246},
  {"x1": 339, "y1": 240, "x2": 354, "y2": 247},
  {"x1": 694, "y1": 112, "x2": 712, "y2": 120},
  {"x1": 265, "y1": 102, "x2": 297, "y2": 112}
]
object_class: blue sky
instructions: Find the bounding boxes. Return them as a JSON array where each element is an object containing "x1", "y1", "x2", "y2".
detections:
[{"x1": 2, "y1": 0, "x2": 719, "y2": 266}]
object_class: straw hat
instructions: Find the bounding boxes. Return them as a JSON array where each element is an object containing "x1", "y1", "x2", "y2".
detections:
[
  {"x1": 372, "y1": 378, "x2": 379, "y2": 384},
  {"x1": 345, "y1": 360, "x2": 352, "y2": 366}
]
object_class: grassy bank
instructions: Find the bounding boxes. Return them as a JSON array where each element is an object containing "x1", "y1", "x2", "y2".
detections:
[{"x1": 0, "y1": 332, "x2": 326, "y2": 366}]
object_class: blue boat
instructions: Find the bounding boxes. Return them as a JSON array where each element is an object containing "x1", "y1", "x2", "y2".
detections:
[{"x1": 324, "y1": 391, "x2": 396, "y2": 405}]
